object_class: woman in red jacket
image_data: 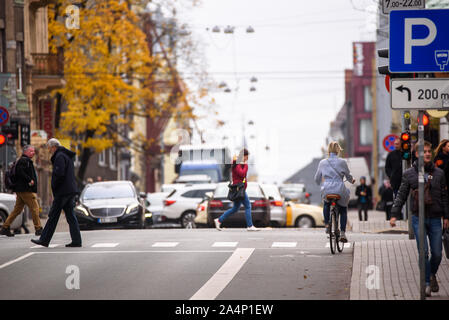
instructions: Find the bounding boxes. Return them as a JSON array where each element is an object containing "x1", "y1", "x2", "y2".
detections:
[{"x1": 214, "y1": 149, "x2": 259, "y2": 231}]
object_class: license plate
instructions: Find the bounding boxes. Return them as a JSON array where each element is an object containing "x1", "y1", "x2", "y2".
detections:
[{"x1": 98, "y1": 217, "x2": 117, "y2": 223}]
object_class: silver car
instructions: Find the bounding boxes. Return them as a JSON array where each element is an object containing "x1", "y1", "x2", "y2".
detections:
[
  {"x1": 261, "y1": 184, "x2": 287, "y2": 227},
  {"x1": 74, "y1": 181, "x2": 147, "y2": 230},
  {"x1": 0, "y1": 193, "x2": 24, "y2": 232}
]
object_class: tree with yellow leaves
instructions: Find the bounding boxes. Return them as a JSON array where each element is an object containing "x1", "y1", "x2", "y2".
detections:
[{"x1": 49, "y1": 0, "x2": 157, "y2": 182}]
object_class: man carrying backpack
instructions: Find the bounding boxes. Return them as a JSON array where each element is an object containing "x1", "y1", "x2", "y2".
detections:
[{"x1": 0, "y1": 145, "x2": 42, "y2": 237}]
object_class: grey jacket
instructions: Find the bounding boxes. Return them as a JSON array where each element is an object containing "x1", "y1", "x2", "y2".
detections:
[
  {"x1": 391, "y1": 161, "x2": 449, "y2": 219},
  {"x1": 314, "y1": 153, "x2": 354, "y2": 207}
]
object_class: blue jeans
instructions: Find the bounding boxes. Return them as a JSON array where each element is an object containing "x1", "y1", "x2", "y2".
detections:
[
  {"x1": 218, "y1": 192, "x2": 253, "y2": 227},
  {"x1": 323, "y1": 201, "x2": 347, "y2": 232},
  {"x1": 411, "y1": 215, "x2": 443, "y2": 285}
]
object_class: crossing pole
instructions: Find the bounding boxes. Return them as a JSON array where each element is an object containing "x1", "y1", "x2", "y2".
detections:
[{"x1": 417, "y1": 110, "x2": 426, "y2": 300}]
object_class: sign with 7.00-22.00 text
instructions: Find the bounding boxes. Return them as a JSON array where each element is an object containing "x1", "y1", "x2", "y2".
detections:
[
  {"x1": 391, "y1": 78, "x2": 449, "y2": 109},
  {"x1": 382, "y1": 0, "x2": 425, "y2": 15}
]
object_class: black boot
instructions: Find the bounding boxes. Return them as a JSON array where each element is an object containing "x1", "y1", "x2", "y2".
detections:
[
  {"x1": 65, "y1": 243, "x2": 82, "y2": 247},
  {"x1": 35, "y1": 228, "x2": 43, "y2": 236},
  {"x1": 0, "y1": 227, "x2": 15, "y2": 237},
  {"x1": 31, "y1": 239, "x2": 49, "y2": 247}
]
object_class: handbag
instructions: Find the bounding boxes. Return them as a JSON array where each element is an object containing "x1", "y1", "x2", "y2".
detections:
[
  {"x1": 443, "y1": 228, "x2": 449, "y2": 259},
  {"x1": 227, "y1": 177, "x2": 246, "y2": 202}
]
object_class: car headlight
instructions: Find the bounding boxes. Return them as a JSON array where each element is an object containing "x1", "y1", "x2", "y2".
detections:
[
  {"x1": 75, "y1": 206, "x2": 89, "y2": 216},
  {"x1": 126, "y1": 204, "x2": 140, "y2": 215},
  {"x1": 145, "y1": 212, "x2": 153, "y2": 219}
]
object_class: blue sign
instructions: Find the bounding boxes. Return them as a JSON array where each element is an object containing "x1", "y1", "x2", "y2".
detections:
[
  {"x1": 383, "y1": 134, "x2": 399, "y2": 152},
  {"x1": 390, "y1": 9, "x2": 449, "y2": 72},
  {"x1": 0, "y1": 106, "x2": 9, "y2": 126}
]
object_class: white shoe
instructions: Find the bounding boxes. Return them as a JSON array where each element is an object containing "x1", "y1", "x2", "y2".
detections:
[
  {"x1": 247, "y1": 226, "x2": 260, "y2": 231},
  {"x1": 214, "y1": 218, "x2": 222, "y2": 231}
]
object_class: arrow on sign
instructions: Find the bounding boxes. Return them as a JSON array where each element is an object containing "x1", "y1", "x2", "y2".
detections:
[{"x1": 396, "y1": 85, "x2": 411, "y2": 101}]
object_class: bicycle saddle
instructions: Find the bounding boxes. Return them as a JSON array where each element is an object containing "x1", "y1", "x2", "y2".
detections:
[{"x1": 326, "y1": 194, "x2": 341, "y2": 200}]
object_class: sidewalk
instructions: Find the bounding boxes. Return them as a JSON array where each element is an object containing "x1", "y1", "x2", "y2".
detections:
[
  {"x1": 350, "y1": 239, "x2": 449, "y2": 300},
  {"x1": 348, "y1": 209, "x2": 409, "y2": 233}
]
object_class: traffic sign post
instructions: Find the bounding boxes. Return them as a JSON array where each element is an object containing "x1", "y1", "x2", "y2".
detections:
[
  {"x1": 391, "y1": 78, "x2": 449, "y2": 109},
  {"x1": 390, "y1": 9, "x2": 449, "y2": 73},
  {"x1": 417, "y1": 111, "x2": 426, "y2": 300}
]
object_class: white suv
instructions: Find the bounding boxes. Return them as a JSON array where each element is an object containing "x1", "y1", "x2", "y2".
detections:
[{"x1": 161, "y1": 184, "x2": 217, "y2": 228}]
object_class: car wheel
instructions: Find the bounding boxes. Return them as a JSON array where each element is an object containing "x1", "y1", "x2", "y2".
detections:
[
  {"x1": 296, "y1": 215, "x2": 315, "y2": 228},
  {"x1": 181, "y1": 211, "x2": 197, "y2": 229}
]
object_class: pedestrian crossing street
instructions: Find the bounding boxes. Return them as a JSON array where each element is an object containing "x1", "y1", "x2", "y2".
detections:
[{"x1": 30, "y1": 241, "x2": 353, "y2": 249}]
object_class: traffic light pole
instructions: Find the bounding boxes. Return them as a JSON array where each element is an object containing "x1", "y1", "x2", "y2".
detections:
[
  {"x1": 401, "y1": 110, "x2": 414, "y2": 240},
  {"x1": 417, "y1": 110, "x2": 426, "y2": 300}
]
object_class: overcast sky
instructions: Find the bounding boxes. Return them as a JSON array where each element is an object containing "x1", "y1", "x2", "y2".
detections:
[{"x1": 178, "y1": 0, "x2": 377, "y2": 184}]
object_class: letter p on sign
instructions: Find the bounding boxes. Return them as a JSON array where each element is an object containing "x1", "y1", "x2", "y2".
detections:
[{"x1": 404, "y1": 18, "x2": 437, "y2": 64}]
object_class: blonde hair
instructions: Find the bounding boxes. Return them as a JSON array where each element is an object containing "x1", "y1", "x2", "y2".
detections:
[{"x1": 328, "y1": 141, "x2": 342, "y2": 156}]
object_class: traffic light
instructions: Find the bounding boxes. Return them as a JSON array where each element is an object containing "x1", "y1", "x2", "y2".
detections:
[
  {"x1": 417, "y1": 113, "x2": 429, "y2": 126},
  {"x1": 377, "y1": 49, "x2": 415, "y2": 92},
  {"x1": 0, "y1": 134, "x2": 5, "y2": 147},
  {"x1": 400, "y1": 131, "x2": 411, "y2": 160}
]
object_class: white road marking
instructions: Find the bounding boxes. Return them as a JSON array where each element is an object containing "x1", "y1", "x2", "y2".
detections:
[
  {"x1": 271, "y1": 242, "x2": 297, "y2": 248},
  {"x1": 212, "y1": 242, "x2": 238, "y2": 247},
  {"x1": 34, "y1": 250, "x2": 234, "y2": 254},
  {"x1": 91, "y1": 243, "x2": 119, "y2": 248},
  {"x1": 31, "y1": 244, "x2": 60, "y2": 248},
  {"x1": 0, "y1": 252, "x2": 35, "y2": 270},
  {"x1": 190, "y1": 248, "x2": 255, "y2": 300},
  {"x1": 152, "y1": 242, "x2": 179, "y2": 247},
  {"x1": 325, "y1": 243, "x2": 352, "y2": 248}
]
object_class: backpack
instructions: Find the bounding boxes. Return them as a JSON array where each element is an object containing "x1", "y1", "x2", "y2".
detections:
[{"x1": 4, "y1": 160, "x2": 18, "y2": 190}]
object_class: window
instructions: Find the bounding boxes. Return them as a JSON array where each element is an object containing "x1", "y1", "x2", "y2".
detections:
[
  {"x1": 74, "y1": 145, "x2": 80, "y2": 167},
  {"x1": 364, "y1": 86, "x2": 372, "y2": 112},
  {"x1": 16, "y1": 41, "x2": 24, "y2": 92},
  {"x1": 98, "y1": 149, "x2": 106, "y2": 166},
  {"x1": 109, "y1": 147, "x2": 116, "y2": 170},
  {"x1": 181, "y1": 190, "x2": 199, "y2": 198},
  {"x1": 360, "y1": 119, "x2": 373, "y2": 145},
  {"x1": 195, "y1": 189, "x2": 215, "y2": 198}
]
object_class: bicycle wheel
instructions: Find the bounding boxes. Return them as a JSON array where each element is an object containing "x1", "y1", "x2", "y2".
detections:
[
  {"x1": 329, "y1": 207, "x2": 337, "y2": 254},
  {"x1": 336, "y1": 210, "x2": 343, "y2": 253}
]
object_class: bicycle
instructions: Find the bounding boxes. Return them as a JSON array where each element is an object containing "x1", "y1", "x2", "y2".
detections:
[{"x1": 326, "y1": 194, "x2": 344, "y2": 254}]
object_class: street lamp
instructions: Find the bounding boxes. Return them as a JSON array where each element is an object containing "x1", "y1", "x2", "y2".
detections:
[
  {"x1": 246, "y1": 26, "x2": 255, "y2": 33},
  {"x1": 224, "y1": 26, "x2": 234, "y2": 34},
  {"x1": 212, "y1": 26, "x2": 220, "y2": 33}
]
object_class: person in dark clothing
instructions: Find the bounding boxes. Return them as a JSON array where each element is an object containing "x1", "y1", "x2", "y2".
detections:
[
  {"x1": 434, "y1": 139, "x2": 449, "y2": 169},
  {"x1": 390, "y1": 140, "x2": 449, "y2": 297},
  {"x1": 380, "y1": 180, "x2": 394, "y2": 220},
  {"x1": 385, "y1": 138, "x2": 403, "y2": 197},
  {"x1": 214, "y1": 148, "x2": 258, "y2": 231},
  {"x1": 356, "y1": 176, "x2": 372, "y2": 221},
  {"x1": 31, "y1": 138, "x2": 82, "y2": 247},
  {"x1": 0, "y1": 145, "x2": 42, "y2": 237}
]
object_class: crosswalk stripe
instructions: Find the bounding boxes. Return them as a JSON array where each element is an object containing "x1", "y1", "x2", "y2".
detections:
[
  {"x1": 212, "y1": 242, "x2": 238, "y2": 247},
  {"x1": 152, "y1": 242, "x2": 179, "y2": 247},
  {"x1": 91, "y1": 243, "x2": 119, "y2": 248},
  {"x1": 325, "y1": 243, "x2": 352, "y2": 248},
  {"x1": 31, "y1": 244, "x2": 60, "y2": 248},
  {"x1": 271, "y1": 242, "x2": 297, "y2": 248}
]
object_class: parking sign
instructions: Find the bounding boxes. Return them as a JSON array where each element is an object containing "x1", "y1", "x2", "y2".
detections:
[{"x1": 390, "y1": 9, "x2": 449, "y2": 72}]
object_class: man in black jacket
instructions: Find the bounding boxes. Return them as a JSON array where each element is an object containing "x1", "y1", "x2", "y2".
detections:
[
  {"x1": 355, "y1": 176, "x2": 372, "y2": 221},
  {"x1": 385, "y1": 138, "x2": 403, "y2": 195},
  {"x1": 31, "y1": 138, "x2": 82, "y2": 247},
  {"x1": 0, "y1": 145, "x2": 42, "y2": 237},
  {"x1": 390, "y1": 141, "x2": 449, "y2": 297}
]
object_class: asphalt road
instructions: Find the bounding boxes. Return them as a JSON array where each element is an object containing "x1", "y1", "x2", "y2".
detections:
[{"x1": 0, "y1": 228, "x2": 409, "y2": 300}]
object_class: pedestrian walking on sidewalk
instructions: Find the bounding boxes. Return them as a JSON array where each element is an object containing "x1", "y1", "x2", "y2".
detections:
[
  {"x1": 214, "y1": 148, "x2": 259, "y2": 231},
  {"x1": 356, "y1": 176, "x2": 372, "y2": 221},
  {"x1": 0, "y1": 145, "x2": 42, "y2": 237},
  {"x1": 385, "y1": 138, "x2": 403, "y2": 198},
  {"x1": 390, "y1": 140, "x2": 449, "y2": 297},
  {"x1": 380, "y1": 180, "x2": 394, "y2": 221},
  {"x1": 314, "y1": 141, "x2": 355, "y2": 242},
  {"x1": 31, "y1": 138, "x2": 82, "y2": 248}
]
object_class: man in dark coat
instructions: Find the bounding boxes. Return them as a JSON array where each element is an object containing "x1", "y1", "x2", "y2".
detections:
[
  {"x1": 0, "y1": 145, "x2": 42, "y2": 237},
  {"x1": 385, "y1": 138, "x2": 403, "y2": 196},
  {"x1": 390, "y1": 140, "x2": 449, "y2": 297},
  {"x1": 355, "y1": 176, "x2": 372, "y2": 221},
  {"x1": 31, "y1": 138, "x2": 82, "y2": 247}
]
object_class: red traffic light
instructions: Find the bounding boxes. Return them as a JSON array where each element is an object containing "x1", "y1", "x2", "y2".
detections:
[
  {"x1": 417, "y1": 114, "x2": 429, "y2": 126},
  {"x1": 401, "y1": 132, "x2": 410, "y2": 141},
  {"x1": 0, "y1": 134, "x2": 5, "y2": 146}
]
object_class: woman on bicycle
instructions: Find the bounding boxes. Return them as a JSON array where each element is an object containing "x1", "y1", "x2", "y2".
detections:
[{"x1": 314, "y1": 141, "x2": 355, "y2": 242}]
